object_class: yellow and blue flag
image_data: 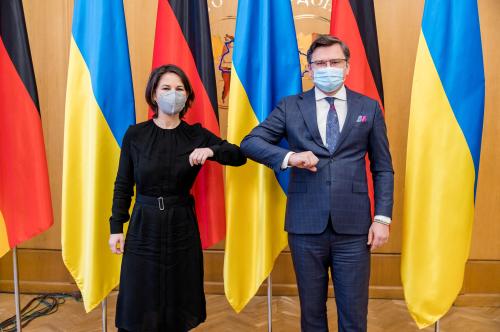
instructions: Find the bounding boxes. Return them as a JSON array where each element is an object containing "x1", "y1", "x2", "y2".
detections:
[
  {"x1": 62, "y1": 0, "x2": 135, "y2": 312},
  {"x1": 224, "y1": 0, "x2": 302, "y2": 312},
  {"x1": 401, "y1": 0, "x2": 485, "y2": 328}
]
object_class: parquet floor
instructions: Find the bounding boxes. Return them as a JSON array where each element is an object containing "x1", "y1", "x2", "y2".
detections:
[{"x1": 0, "y1": 292, "x2": 498, "y2": 331}]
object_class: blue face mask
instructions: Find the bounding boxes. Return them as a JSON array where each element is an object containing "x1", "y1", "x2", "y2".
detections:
[{"x1": 312, "y1": 67, "x2": 345, "y2": 93}]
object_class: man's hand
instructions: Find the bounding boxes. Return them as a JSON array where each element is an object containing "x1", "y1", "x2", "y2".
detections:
[
  {"x1": 288, "y1": 151, "x2": 319, "y2": 172},
  {"x1": 367, "y1": 222, "x2": 389, "y2": 252}
]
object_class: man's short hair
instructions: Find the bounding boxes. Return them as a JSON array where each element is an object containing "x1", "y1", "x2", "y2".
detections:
[{"x1": 307, "y1": 35, "x2": 350, "y2": 64}]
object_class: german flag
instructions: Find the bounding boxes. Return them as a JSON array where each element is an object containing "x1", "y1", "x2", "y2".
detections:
[
  {"x1": 0, "y1": 0, "x2": 53, "y2": 257},
  {"x1": 330, "y1": 0, "x2": 384, "y2": 217},
  {"x1": 152, "y1": 0, "x2": 224, "y2": 249}
]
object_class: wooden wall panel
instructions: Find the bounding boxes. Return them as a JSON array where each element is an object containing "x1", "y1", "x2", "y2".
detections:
[
  {"x1": 373, "y1": 0, "x2": 424, "y2": 254},
  {"x1": 2, "y1": 250, "x2": 498, "y2": 306},
  {"x1": 123, "y1": 0, "x2": 157, "y2": 123},
  {"x1": 2, "y1": 0, "x2": 498, "y2": 295},
  {"x1": 470, "y1": 0, "x2": 500, "y2": 260},
  {"x1": 0, "y1": 249, "x2": 76, "y2": 293}
]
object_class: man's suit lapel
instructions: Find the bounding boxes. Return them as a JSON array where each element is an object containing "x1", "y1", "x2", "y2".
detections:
[
  {"x1": 297, "y1": 89, "x2": 328, "y2": 151},
  {"x1": 334, "y1": 87, "x2": 362, "y2": 153}
]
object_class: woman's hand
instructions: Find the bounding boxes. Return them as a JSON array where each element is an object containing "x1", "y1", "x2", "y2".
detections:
[
  {"x1": 189, "y1": 148, "x2": 214, "y2": 166},
  {"x1": 109, "y1": 233, "x2": 125, "y2": 254}
]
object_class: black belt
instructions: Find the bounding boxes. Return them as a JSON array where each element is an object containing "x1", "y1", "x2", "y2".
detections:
[{"x1": 135, "y1": 193, "x2": 193, "y2": 211}]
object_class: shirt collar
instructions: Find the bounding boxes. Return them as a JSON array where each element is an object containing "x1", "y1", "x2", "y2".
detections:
[{"x1": 314, "y1": 85, "x2": 347, "y2": 102}]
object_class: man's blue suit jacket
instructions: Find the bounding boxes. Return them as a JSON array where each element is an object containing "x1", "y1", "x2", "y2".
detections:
[{"x1": 240, "y1": 87, "x2": 394, "y2": 235}]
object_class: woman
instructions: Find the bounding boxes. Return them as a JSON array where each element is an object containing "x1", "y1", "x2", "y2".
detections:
[{"x1": 108, "y1": 64, "x2": 246, "y2": 332}]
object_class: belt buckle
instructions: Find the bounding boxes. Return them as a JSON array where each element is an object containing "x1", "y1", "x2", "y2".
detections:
[{"x1": 158, "y1": 197, "x2": 165, "y2": 211}]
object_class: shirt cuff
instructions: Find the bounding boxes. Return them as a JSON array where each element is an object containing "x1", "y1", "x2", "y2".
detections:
[
  {"x1": 281, "y1": 151, "x2": 295, "y2": 170},
  {"x1": 374, "y1": 215, "x2": 391, "y2": 225}
]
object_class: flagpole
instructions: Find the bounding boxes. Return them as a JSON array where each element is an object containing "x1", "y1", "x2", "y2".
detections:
[
  {"x1": 267, "y1": 275, "x2": 272, "y2": 332},
  {"x1": 102, "y1": 297, "x2": 107, "y2": 332},
  {"x1": 13, "y1": 247, "x2": 22, "y2": 332},
  {"x1": 434, "y1": 320, "x2": 440, "y2": 332}
]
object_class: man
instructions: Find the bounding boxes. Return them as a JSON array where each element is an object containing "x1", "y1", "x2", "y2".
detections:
[{"x1": 240, "y1": 35, "x2": 394, "y2": 332}]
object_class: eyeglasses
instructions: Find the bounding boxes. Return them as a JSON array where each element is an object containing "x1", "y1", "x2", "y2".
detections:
[{"x1": 310, "y1": 58, "x2": 347, "y2": 68}]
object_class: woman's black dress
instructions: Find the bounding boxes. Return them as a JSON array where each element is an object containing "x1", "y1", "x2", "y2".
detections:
[{"x1": 109, "y1": 120, "x2": 246, "y2": 332}]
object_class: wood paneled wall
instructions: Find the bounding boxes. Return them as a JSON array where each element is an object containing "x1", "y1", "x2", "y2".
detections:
[{"x1": 1, "y1": 0, "x2": 498, "y2": 303}]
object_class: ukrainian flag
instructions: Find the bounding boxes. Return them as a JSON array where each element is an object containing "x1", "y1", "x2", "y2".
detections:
[
  {"x1": 62, "y1": 0, "x2": 135, "y2": 312},
  {"x1": 401, "y1": 0, "x2": 485, "y2": 328},
  {"x1": 224, "y1": 0, "x2": 302, "y2": 312}
]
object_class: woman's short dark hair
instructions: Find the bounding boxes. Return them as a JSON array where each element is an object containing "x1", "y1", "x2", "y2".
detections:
[
  {"x1": 306, "y1": 35, "x2": 350, "y2": 64},
  {"x1": 145, "y1": 64, "x2": 195, "y2": 118}
]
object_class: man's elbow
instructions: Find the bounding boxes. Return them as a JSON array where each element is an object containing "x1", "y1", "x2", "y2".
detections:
[{"x1": 240, "y1": 135, "x2": 255, "y2": 157}]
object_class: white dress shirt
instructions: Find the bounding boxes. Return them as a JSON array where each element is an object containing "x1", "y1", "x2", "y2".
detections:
[{"x1": 315, "y1": 86, "x2": 348, "y2": 145}]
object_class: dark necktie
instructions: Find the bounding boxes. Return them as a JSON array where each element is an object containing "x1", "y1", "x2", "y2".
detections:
[{"x1": 325, "y1": 97, "x2": 340, "y2": 153}]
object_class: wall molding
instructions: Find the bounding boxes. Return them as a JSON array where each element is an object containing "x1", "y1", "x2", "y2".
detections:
[{"x1": 0, "y1": 248, "x2": 498, "y2": 307}]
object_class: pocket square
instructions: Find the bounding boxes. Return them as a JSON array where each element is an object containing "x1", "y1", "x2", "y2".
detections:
[{"x1": 356, "y1": 115, "x2": 367, "y2": 123}]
